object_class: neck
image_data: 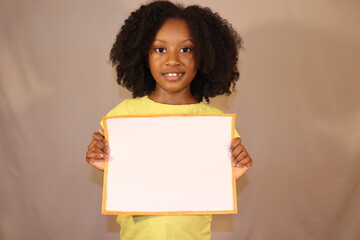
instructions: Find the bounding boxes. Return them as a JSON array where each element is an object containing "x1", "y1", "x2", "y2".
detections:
[{"x1": 148, "y1": 90, "x2": 199, "y2": 105}]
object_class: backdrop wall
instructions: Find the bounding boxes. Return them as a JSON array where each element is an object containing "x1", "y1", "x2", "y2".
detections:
[{"x1": 1, "y1": 0, "x2": 359, "y2": 239}]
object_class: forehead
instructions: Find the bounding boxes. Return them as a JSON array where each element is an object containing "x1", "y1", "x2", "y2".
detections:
[{"x1": 154, "y1": 18, "x2": 193, "y2": 41}]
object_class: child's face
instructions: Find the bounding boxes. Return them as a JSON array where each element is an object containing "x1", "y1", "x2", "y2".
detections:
[{"x1": 148, "y1": 18, "x2": 197, "y2": 97}]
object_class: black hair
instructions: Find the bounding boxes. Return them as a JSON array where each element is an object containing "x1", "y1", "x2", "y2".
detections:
[{"x1": 110, "y1": 0, "x2": 242, "y2": 102}]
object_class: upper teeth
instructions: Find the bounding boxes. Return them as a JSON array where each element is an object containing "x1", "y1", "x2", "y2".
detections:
[{"x1": 164, "y1": 73, "x2": 183, "y2": 76}]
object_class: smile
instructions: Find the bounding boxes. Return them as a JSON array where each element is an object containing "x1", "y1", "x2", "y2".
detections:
[{"x1": 162, "y1": 73, "x2": 185, "y2": 76}]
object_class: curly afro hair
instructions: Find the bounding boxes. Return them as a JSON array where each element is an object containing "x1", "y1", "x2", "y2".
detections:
[{"x1": 110, "y1": 0, "x2": 242, "y2": 102}]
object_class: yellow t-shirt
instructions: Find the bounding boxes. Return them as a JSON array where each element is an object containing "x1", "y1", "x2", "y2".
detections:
[{"x1": 103, "y1": 96, "x2": 237, "y2": 240}]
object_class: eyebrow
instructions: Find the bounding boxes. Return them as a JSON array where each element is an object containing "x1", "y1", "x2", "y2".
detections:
[{"x1": 152, "y1": 39, "x2": 194, "y2": 44}]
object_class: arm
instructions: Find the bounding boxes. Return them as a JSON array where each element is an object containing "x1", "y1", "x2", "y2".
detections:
[
  {"x1": 85, "y1": 129, "x2": 109, "y2": 171},
  {"x1": 229, "y1": 137, "x2": 253, "y2": 180}
]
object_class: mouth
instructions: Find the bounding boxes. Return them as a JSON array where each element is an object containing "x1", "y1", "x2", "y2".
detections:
[
  {"x1": 162, "y1": 72, "x2": 185, "y2": 81},
  {"x1": 162, "y1": 72, "x2": 185, "y2": 77}
]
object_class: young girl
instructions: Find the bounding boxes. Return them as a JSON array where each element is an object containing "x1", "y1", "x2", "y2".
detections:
[{"x1": 86, "y1": 1, "x2": 253, "y2": 239}]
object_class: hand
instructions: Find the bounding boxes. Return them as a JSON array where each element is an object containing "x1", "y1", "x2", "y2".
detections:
[
  {"x1": 86, "y1": 129, "x2": 109, "y2": 171},
  {"x1": 229, "y1": 137, "x2": 253, "y2": 180}
]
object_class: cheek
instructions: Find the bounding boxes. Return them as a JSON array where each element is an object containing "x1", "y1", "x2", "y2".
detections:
[
  {"x1": 148, "y1": 54, "x2": 155, "y2": 67},
  {"x1": 188, "y1": 57, "x2": 197, "y2": 74},
  {"x1": 184, "y1": 55, "x2": 196, "y2": 69},
  {"x1": 148, "y1": 55, "x2": 161, "y2": 71}
]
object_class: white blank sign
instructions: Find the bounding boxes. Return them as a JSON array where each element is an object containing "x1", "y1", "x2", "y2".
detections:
[{"x1": 102, "y1": 114, "x2": 237, "y2": 215}]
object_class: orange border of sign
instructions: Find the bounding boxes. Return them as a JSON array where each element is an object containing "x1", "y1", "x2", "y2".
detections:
[{"x1": 101, "y1": 114, "x2": 237, "y2": 215}]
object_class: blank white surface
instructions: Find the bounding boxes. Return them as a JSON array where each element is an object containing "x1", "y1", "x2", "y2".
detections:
[{"x1": 103, "y1": 115, "x2": 235, "y2": 214}]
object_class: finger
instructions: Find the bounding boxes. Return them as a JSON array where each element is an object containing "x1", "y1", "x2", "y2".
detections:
[
  {"x1": 231, "y1": 145, "x2": 245, "y2": 160},
  {"x1": 92, "y1": 132, "x2": 105, "y2": 141},
  {"x1": 236, "y1": 156, "x2": 251, "y2": 167},
  {"x1": 86, "y1": 152, "x2": 105, "y2": 160},
  {"x1": 229, "y1": 137, "x2": 241, "y2": 152},
  {"x1": 88, "y1": 140, "x2": 109, "y2": 157},
  {"x1": 86, "y1": 157, "x2": 105, "y2": 166},
  {"x1": 235, "y1": 150, "x2": 247, "y2": 161},
  {"x1": 87, "y1": 137, "x2": 105, "y2": 149},
  {"x1": 232, "y1": 150, "x2": 246, "y2": 166},
  {"x1": 86, "y1": 156, "x2": 102, "y2": 165},
  {"x1": 92, "y1": 140, "x2": 106, "y2": 151},
  {"x1": 245, "y1": 157, "x2": 253, "y2": 168},
  {"x1": 90, "y1": 142, "x2": 109, "y2": 155},
  {"x1": 87, "y1": 158, "x2": 101, "y2": 166},
  {"x1": 98, "y1": 128, "x2": 105, "y2": 136},
  {"x1": 90, "y1": 135, "x2": 106, "y2": 148},
  {"x1": 104, "y1": 141, "x2": 109, "y2": 153}
]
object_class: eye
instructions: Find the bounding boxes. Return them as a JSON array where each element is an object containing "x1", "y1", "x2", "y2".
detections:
[
  {"x1": 155, "y1": 48, "x2": 166, "y2": 53},
  {"x1": 180, "y1": 47, "x2": 192, "y2": 53}
]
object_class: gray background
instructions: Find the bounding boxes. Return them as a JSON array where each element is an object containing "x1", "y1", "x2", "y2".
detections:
[{"x1": 1, "y1": 0, "x2": 359, "y2": 239}]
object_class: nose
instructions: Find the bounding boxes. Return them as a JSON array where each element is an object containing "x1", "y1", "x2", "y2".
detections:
[{"x1": 165, "y1": 50, "x2": 180, "y2": 67}]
